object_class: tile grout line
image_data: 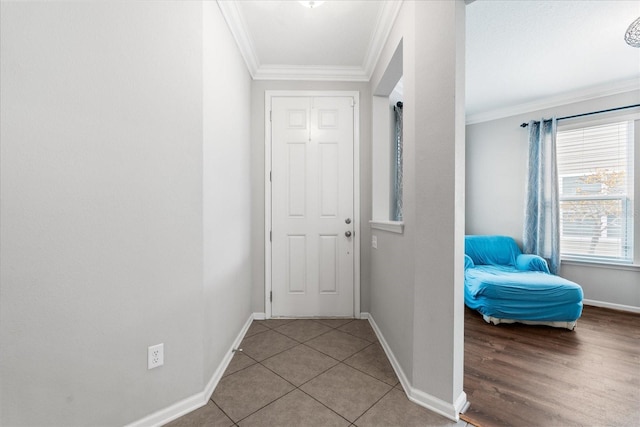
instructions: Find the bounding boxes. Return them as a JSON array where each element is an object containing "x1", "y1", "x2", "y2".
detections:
[
  {"x1": 251, "y1": 324, "x2": 357, "y2": 363},
  {"x1": 258, "y1": 343, "x2": 357, "y2": 426},
  {"x1": 256, "y1": 318, "x2": 352, "y2": 332},
  {"x1": 253, "y1": 319, "x2": 377, "y2": 353},
  {"x1": 262, "y1": 334, "x2": 328, "y2": 362},
  {"x1": 239, "y1": 327, "x2": 303, "y2": 362},
  {"x1": 273, "y1": 326, "x2": 340, "y2": 346},
  {"x1": 258, "y1": 347, "x2": 339, "y2": 388},
  {"x1": 343, "y1": 359, "x2": 400, "y2": 387},
  {"x1": 231, "y1": 388, "x2": 300, "y2": 425},
  {"x1": 207, "y1": 398, "x2": 236, "y2": 427},
  {"x1": 226, "y1": 321, "x2": 348, "y2": 425},
  {"x1": 245, "y1": 324, "x2": 395, "y2": 390},
  {"x1": 224, "y1": 332, "x2": 344, "y2": 382},
  {"x1": 351, "y1": 383, "x2": 398, "y2": 426},
  {"x1": 219, "y1": 319, "x2": 396, "y2": 426},
  {"x1": 256, "y1": 346, "x2": 396, "y2": 425},
  {"x1": 181, "y1": 318, "x2": 464, "y2": 426},
  {"x1": 234, "y1": 339, "x2": 388, "y2": 424},
  {"x1": 295, "y1": 382, "x2": 355, "y2": 425},
  {"x1": 223, "y1": 355, "x2": 352, "y2": 425}
]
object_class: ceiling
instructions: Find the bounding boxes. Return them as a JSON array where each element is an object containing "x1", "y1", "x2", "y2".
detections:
[
  {"x1": 466, "y1": 0, "x2": 640, "y2": 121},
  {"x1": 219, "y1": 0, "x2": 640, "y2": 120},
  {"x1": 218, "y1": 0, "x2": 401, "y2": 81}
]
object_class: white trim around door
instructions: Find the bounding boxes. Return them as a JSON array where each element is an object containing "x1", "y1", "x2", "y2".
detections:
[{"x1": 265, "y1": 90, "x2": 361, "y2": 319}]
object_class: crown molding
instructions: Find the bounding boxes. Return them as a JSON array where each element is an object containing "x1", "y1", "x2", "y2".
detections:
[
  {"x1": 465, "y1": 77, "x2": 640, "y2": 125},
  {"x1": 362, "y1": 0, "x2": 404, "y2": 79},
  {"x1": 217, "y1": 0, "x2": 403, "y2": 81},
  {"x1": 217, "y1": 0, "x2": 260, "y2": 77},
  {"x1": 253, "y1": 65, "x2": 369, "y2": 82}
]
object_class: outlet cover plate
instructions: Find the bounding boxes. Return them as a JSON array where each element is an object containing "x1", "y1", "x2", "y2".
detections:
[{"x1": 148, "y1": 343, "x2": 164, "y2": 369}]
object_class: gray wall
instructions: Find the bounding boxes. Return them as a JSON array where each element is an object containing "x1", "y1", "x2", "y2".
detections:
[
  {"x1": 369, "y1": 5, "x2": 415, "y2": 379},
  {"x1": 203, "y1": 2, "x2": 253, "y2": 387},
  {"x1": 368, "y1": 0, "x2": 466, "y2": 410},
  {"x1": 466, "y1": 89, "x2": 640, "y2": 308},
  {"x1": 0, "y1": 2, "x2": 253, "y2": 425},
  {"x1": 250, "y1": 80, "x2": 372, "y2": 314}
]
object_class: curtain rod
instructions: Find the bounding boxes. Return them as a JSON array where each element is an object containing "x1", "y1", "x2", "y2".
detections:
[{"x1": 519, "y1": 103, "x2": 640, "y2": 128}]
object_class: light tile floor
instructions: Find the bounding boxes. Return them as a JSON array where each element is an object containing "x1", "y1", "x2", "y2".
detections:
[{"x1": 166, "y1": 318, "x2": 470, "y2": 427}]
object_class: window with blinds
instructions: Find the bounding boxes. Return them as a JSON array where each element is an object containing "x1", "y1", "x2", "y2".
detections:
[{"x1": 556, "y1": 120, "x2": 634, "y2": 263}]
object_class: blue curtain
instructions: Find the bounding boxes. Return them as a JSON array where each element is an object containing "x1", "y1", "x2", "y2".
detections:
[
  {"x1": 392, "y1": 104, "x2": 403, "y2": 221},
  {"x1": 523, "y1": 118, "x2": 560, "y2": 274}
]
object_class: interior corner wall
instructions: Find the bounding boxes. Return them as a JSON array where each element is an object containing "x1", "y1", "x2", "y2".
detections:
[
  {"x1": 202, "y1": 2, "x2": 253, "y2": 386},
  {"x1": 465, "y1": 89, "x2": 640, "y2": 308},
  {"x1": 249, "y1": 80, "x2": 372, "y2": 315},
  {"x1": 368, "y1": 0, "x2": 466, "y2": 412}
]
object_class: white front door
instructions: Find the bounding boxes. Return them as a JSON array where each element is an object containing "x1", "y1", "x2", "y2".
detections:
[{"x1": 270, "y1": 96, "x2": 355, "y2": 317}]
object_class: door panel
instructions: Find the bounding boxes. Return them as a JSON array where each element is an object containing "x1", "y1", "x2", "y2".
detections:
[
  {"x1": 271, "y1": 96, "x2": 354, "y2": 317},
  {"x1": 319, "y1": 142, "x2": 339, "y2": 217},
  {"x1": 287, "y1": 236, "x2": 306, "y2": 294},
  {"x1": 287, "y1": 143, "x2": 307, "y2": 217},
  {"x1": 318, "y1": 235, "x2": 338, "y2": 294}
]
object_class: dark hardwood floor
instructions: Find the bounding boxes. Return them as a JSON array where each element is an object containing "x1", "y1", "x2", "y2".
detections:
[{"x1": 463, "y1": 305, "x2": 640, "y2": 427}]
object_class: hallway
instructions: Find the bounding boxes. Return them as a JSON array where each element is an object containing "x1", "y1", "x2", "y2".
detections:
[{"x1": 167, "y1": 319, "x2": 469, "y2": 426}]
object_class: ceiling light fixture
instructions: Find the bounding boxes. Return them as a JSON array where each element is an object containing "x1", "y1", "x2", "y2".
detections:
[
  {"x1": 298, "y1": 1, "x2": 325, "y2": 9},
  {"x1": 624, "y1": 16, "x2": 640, "y2": 48}
]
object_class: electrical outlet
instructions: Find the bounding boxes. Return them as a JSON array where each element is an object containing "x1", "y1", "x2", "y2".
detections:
[
  {"x1": 372, "y1": 235, "x2": 377, "y2": 249},
  {"x1": 148, "y1": 343, "x2": 164, "y2": 369}
]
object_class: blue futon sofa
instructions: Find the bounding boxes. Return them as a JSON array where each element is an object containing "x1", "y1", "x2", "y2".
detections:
[{"x1": 464, "y1": 235, "x2": 583, "y2": 329}]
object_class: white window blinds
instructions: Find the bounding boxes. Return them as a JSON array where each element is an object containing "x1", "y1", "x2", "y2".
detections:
[{"x1": 556, "y1": 120, "x2": 634, "y2": 263}]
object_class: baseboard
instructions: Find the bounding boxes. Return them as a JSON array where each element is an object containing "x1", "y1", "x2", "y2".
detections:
[
  {"x1": 365, "y1": 313, "x2": 465, "y2": 422},
  {"x1": 125, "y1": 391, "x2": 207, "y2": 427},
  {"x1": 256, "y1": 312, "x2": 364, "y2": 320},
  {"x1": 125, "y1": 313, "x2": 254, "y2": 427},
  {"x1": 364, "y1": 313, "x2": 412, "y2": 393},
  {"x1": 583, "y1": 299, "x2": 640, "y2": 314},
  {"x1": 203, "y1": 314, "x2": 254, "y2": 401},
  {"x1": 407, "y1": 388, "x2": 467, "y2": 422}
]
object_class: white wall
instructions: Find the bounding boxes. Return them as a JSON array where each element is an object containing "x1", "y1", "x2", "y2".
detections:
[
  {"x1": 466, "y1": 90, "x2": 640, "y2": 309},
  {"x1": 249, "y1": 80, "x2": 372, "y2": 314},
  {"x1": 203, "y1": 2, "x2": 253, "y2": 388},
  {"x1": 368, "y1": 0, "x2": 466, "y2": 417},
  {"x1": 0, "y1": 2, "x2": 252, "y2": 425}
]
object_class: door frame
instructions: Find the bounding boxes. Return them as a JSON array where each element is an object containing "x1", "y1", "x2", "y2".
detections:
[{"x1": 265, "y1": 90, "x2": 361, "y2": 319}]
